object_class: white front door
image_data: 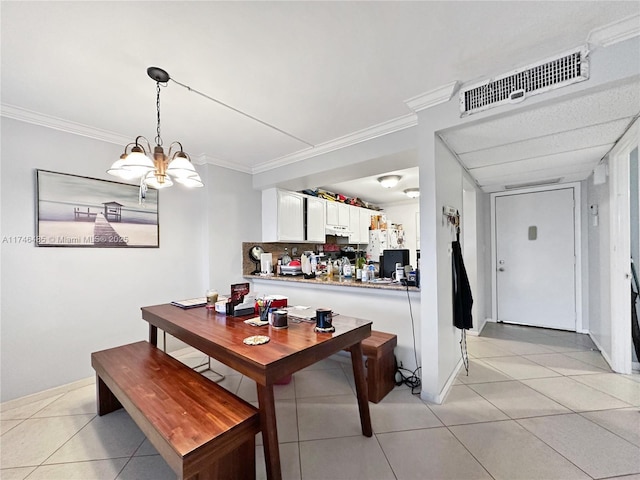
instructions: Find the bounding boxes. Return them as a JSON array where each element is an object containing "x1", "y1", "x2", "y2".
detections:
[{"x1": 495, "y1": 188, "x2": 576, "y2": 330}]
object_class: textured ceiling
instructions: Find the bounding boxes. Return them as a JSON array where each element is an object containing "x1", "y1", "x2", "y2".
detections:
[
  {"x1": 441, "y1": 80, "x2": 640, "y2": 192},
  {"x1": 1, "y1": 1, "x2": 639, "y2": 201}
]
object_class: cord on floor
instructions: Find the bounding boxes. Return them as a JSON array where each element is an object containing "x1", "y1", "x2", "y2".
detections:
[
  {"x1": 395, "y1": 361, "x2": 422, "y2": 395},
  {"x1": 395, "y1": 282, "x2": 423, "y2": 395},
  {"x1": 460, "y1": 329, "x2": 469, "y2": 375}
]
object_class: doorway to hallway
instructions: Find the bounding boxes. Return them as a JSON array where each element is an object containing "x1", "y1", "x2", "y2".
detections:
[{"x1": 493, "y1": 186, "x2": 579, "y2": 331}]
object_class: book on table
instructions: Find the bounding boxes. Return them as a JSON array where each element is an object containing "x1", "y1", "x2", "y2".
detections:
[{"x1": 171, "y1": 297, "x2": 207, "y2": 309}]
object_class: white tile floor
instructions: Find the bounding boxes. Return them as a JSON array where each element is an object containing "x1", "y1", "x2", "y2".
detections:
[{"x1": 1, "y1": 322, "x2": 639, "y2": 479}]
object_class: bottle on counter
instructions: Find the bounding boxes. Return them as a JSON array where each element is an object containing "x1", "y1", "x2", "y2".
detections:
[
  {"x1": 281, "y1": 248, "x2": 292, "y2": 265},
  {"x1": 355, "y1": 255, "x2": 365, "y2": 281},
  {"x1": 342, "y1": 257, "x2": 352, "y2": 279},
  {"x1": 367, "y1": 263, "x2": 376, "y2": 281},
  {"x1": 276, "y1": 260, "x2": 282, "y2": 276}
]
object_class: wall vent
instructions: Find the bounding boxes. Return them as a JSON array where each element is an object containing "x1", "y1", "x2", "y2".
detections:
[
  {"x1": 460, "y1": 46, "x2": 589, "y2": 116},
  {"x1": 504, "y1": 178, "x2": 562, "y2": 190}
]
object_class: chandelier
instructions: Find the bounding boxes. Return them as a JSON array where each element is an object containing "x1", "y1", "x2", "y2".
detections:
[{"x1": 107, "y1": 67, "x2": 203, "y2": 189}]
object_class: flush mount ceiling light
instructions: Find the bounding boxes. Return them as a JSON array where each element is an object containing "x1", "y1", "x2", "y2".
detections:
[
  {"x1": 108, "y1": 67, "x2": 203, "y2": 189},
  {"x1": 377, "y1": 175, "x2": 402, "y2": 189},
  {"x1": 404, "y1": 188, "x2": 420, "y2": 198}
]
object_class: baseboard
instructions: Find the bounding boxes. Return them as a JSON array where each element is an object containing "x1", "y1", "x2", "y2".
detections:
[
  {"x1": 588, "y1": 332, "x2": 615, "y2": 370},
  {"x1": 0, "y1": 375, "x2": 94, "y2": 412},
  {"x1": 467, "y1": 317, "x2": 492, "y2": 336},
  {"x1": 420, "y1": 357, "x2": 463, "y2": 405}
]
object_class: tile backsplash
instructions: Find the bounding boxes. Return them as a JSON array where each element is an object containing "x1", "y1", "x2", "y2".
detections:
[{"x1": 241, "y1": 240, "x2": 367, "y2": 276}]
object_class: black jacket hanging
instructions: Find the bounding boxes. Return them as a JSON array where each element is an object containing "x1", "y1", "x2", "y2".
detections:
[{"x1": 452, "y1": 240, "x2": 473, "y2": 330}]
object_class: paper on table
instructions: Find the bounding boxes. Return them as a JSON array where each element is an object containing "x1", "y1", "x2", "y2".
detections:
[
  {"x1": 284, "y1": 306, "x2": 316, "y2": 322},
  {"x1": 244, "y1": 317, "x2": 269, "y2": 327}
]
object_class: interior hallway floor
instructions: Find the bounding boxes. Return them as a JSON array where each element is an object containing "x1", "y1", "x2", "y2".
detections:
[{"x1": 1, "y1": 322, "x2": 639, "y2": 480}]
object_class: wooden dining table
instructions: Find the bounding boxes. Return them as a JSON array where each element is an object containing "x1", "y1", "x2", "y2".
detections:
[{"x1": 141, "y1": 303, "x2": 373, "y2": 480}]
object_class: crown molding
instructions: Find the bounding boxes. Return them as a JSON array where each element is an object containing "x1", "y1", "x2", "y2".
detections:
[
  {"x1": 588, "y1": 14, "x2": 640, "y2": 47},
  {"x1": 252, "y1": 113, "x2": 417, "y2": 174},
  {"x1": 3, "y1": 102, "x2": 417, "y2": 177},
  {"x1": 1, "y1": 103, "x2": 130, "y2": 146},
  {"x1": 1, "y1": 103, "x2": 254, "y2": 174},
  {"x1": 193, "y1": 153, "x2": 252, "y2": 174},
  {"x1": 404, "y1": 81, "x2": 459, "y2": 112}
]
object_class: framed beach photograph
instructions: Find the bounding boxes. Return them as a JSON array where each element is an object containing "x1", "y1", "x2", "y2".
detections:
[{"x1": 36, "y1": 170, "x2": 159, "y2": 247}]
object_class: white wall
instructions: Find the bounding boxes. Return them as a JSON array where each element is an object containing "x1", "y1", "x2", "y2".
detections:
[
  {"x1": 463, "y1": 177, "x2": 489, "y2": 335},
  {"x1": 586, "y1": 157, "x2": 612, "y2": 359},
  {"x1": 0, "y1": 119, "x2": 260, "y2": 402},
  {"x1": 418, "y1": 123, "x2": 480, "y2": 403},
  {"x1": 580, "y1": 180, "x2": 591, "y2": 333},
  {"x1": 478, "y1": 190, "x2": 491, "y2": 330},
  {"x1": 252, "y1": 279, "x2": 421, "y2": 371},
  {"x1": 202, "y1": 164, "x2": 262, "y2": 291},
  {"x1": 434, "y1": 137, "x2": 469, "y2": 397}
]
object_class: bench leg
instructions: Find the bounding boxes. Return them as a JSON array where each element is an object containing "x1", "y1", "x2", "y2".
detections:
[
  {"x1": 185, "y1": 437, "x2": 256, "y2": 480},
  {"x1": 96, "y1": 375, "x2": 122, "y2": 416},
  {"x1": 366, "y1": 352, "x2": 396, "y2": 403}
]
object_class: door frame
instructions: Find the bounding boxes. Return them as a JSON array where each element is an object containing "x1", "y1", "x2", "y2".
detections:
[
  {"x1": 490, "y1": 182, "x2": 583, "y2": 332},
  {"x1": 608, "y1": 118, "x2": 638, "y2": 373}
]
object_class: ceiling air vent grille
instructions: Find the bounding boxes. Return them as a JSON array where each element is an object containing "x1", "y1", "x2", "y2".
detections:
[{"x1": 460, "y1": 47, "x2": 589, "y2": 116}]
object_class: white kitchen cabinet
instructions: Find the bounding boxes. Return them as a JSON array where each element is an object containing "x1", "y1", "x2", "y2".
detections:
[
  {"x1": 348, "y1": 205, "x2": 372, "y2": 244},
  {"x1": 326, "y1": 201, "x2": 338, "y2": 226},
  {"x1": 348, "y1": 206, "x2": 360, "y2": 243},
  {"x1": 262, "y1": 188, "x2": 304, "y2": 242},
  {"x1": 325, "y1": 201, "x2": 351, "y2": 237},
  {"x1": 326, "y1": 201, "x2": 350, "y2": 227},
  {"x1": 305, "y1": 195, "x2": 326, "y2": 242},
  {"x1": 338, "y1": 203, "x2": 350, "y2": 226}
]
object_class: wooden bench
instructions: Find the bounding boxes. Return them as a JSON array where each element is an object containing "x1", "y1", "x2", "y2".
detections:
[
  {"x1": 92, "y1": 341, "x2": 260, "y2": 480},
  {"x1": 348, "y1": 331, "x2": 398, "y2": 403}
]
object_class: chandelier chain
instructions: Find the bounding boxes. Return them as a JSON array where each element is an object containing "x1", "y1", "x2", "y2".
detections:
[{"x1": 155, "y1": 82, "x2": 162, "y2": 146}]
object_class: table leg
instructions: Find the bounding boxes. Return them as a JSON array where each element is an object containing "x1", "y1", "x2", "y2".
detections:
[
  {"x1": 256, "y1": 383, "x2": 282, "y2": 480},
  {"x1": 149, "y1": 325, "x2": 158, "y2": 346},
  {"x1": 350, "y1": 341, "x2": 373, "y2": 437}
]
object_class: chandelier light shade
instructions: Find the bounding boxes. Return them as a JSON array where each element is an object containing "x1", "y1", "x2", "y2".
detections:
[
  {"x1": 404, "y1": 188, "x2": 420, "y2": 198},
  {"x1": 176, "y1": 175, "x2": 204, "y2": 188},
  {"x1": 143, "y1": 170, "x2": 174, "y2": 189},
  {"x1": 377, "y1": 175, "x2": 402, "y2": 189},
  {"x1": 108, "y1": 67, "x2": 203, "y2": 189},
  {"x1": 106, "y1": 153, "x2": 141, "y2": 180}
]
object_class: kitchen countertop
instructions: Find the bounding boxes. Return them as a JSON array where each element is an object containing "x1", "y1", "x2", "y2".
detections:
[{"x1": 244, "y1": 273, "x2": 420, "y2": 292}]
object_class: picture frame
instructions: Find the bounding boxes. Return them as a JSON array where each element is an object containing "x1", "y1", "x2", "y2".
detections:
[{"x1": 36, "y1": 169, "x2": 159, "y2": 248}]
